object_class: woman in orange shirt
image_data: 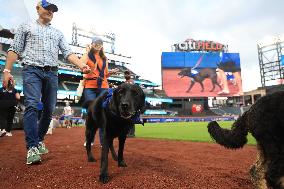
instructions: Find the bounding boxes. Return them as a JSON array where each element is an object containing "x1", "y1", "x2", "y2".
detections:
[{"x1": 82, "y1": 37, "x2": 119, "y2": 146}]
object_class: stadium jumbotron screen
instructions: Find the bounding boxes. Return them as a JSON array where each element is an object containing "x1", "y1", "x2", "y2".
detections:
[{"x1": 161, "y1": 52, "x2": 242, "y2": 97}]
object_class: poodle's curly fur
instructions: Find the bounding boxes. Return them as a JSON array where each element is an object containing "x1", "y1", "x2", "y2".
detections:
[{"x1": 208, "y1": 91, "x2": 284, "y2": 189}]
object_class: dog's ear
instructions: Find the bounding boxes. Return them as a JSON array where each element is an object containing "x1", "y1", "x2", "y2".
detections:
[
  {"x1": 138, "y1": 87, "x2": 146, "y2": 114},
  {"x1": 139, "y1": 102, "x2": 146, "y2": 114}
]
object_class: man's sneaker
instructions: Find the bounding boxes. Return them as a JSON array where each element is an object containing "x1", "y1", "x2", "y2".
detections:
[
  {"x1": 38, "y1": 142, "x2": 49, "y2": 155},
  {"x1": 26, "y1": 147, "x2": 41, "y2": 165},
  {"x1": 0, "y1": 129, "x2": 6, "y2": 137},
  {"x1": 5, "y1": 132, "x2": 12, "y2": 137},
  {"x1": 46, "y1": 127, "x2": 53, "y2": 135}
]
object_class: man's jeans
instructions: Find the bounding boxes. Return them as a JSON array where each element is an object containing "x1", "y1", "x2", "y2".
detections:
[{"x1": 22, "y1": 65, "x2": 58, "y2": 149}]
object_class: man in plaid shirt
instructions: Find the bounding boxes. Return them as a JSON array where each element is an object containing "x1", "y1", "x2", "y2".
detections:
[{"x1": 2, "y1": 0, "x2": 90, "y2": 165}]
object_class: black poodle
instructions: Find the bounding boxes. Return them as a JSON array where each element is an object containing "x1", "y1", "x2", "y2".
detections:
[{"x1": 208, "y1": 91, "x2": 284, "y2": 189}]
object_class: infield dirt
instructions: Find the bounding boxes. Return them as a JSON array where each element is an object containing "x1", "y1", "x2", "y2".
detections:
[{"x1": 0, "y1": 127, "x2": 256, "y2": 189}]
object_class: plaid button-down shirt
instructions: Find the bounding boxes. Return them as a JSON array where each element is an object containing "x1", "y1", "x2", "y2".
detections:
[{"x1": 8, "y1": 20, "x2": 72, "y2": 67}]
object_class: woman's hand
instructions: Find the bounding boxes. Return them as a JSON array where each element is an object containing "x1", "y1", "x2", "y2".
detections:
[{"x1": 80, "y1": 64, "x2": 91, "y2": 74}]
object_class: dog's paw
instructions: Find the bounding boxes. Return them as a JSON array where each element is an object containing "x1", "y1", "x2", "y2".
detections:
[
  {"x1": 118, "y1": 160, "x2": 127, "y2": 167},
  {"x1": 99, "y1": 173, "x2": 110, "y2": 183},
  {"x1": 88, "y1": 157, "x2": 97, "y2": 162}
]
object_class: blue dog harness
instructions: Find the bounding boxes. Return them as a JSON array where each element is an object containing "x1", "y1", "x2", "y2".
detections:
[
  {"x1": 190, "y1": 69, "x2": 199, "y2": 77},
  {"x1": 102, "y1": 88, "x2": 114, "y2": 109},
  {"x1": 102, "y1": 88, "x2": 144, "y2": 125}
]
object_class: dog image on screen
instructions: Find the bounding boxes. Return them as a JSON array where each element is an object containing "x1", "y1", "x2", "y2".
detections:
[
  {"x1": 178, "y1": 67, "x2": 222, "y2": 92},
  {"x1": 85, "y1": 83, "x2": 145, "y2": 183},
  {"x1": 208, "y1": 91, "x2": 284, "y2": 189}
]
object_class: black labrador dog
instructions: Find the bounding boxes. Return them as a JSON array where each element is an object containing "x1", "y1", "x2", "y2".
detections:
[
  {"x1": 85, "y1": 83, "x2": 145, "y2": 183},
  {"x1": 178, "y1": 67, "x2": 222, "y2": 92},
  {"x1": 208, "y1": 91, "x2": 284, "y2": 189}
]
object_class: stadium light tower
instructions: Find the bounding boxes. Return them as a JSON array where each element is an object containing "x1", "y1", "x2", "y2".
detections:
[
  {"x1": 71, "y1": 23, "x2": 116, "y2": 53},
  {"x1": 257, "y1": 35, "x2": 284, "y2": 87},
  {"x1": 70, "y1": 23, "x2": 131, "y2": 66}
]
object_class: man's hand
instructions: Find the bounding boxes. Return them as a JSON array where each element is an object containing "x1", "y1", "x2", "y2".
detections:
[
  {"x1": 67, "y1": 54, "x2": 91, "y2": 73},
  {"x1": 3, "y1": 72, "x2": 13, "y2": 89}
]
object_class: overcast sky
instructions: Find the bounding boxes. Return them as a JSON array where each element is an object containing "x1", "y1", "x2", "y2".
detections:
[{"x1": 1, "y1": 0, "x2": 284, "y2": 92}]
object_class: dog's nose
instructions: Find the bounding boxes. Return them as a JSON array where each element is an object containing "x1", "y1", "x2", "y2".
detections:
[{"x1": 121, "y1": 103, "x2": 129, "y2": 110}]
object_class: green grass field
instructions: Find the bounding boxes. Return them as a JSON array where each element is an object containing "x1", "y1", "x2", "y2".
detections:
[{"x1": 135, "y1": 121, "x2": 256, "y2": 145}]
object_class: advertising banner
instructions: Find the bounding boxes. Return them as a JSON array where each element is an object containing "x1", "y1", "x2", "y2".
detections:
[{"x1": 191, "y1": 104, "x2": 203, "y2": 113}]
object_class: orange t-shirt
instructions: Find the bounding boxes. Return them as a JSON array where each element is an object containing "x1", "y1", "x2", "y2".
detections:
[{"x1": 84, "y1": 54, "x2": 109, "y2": 89}]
